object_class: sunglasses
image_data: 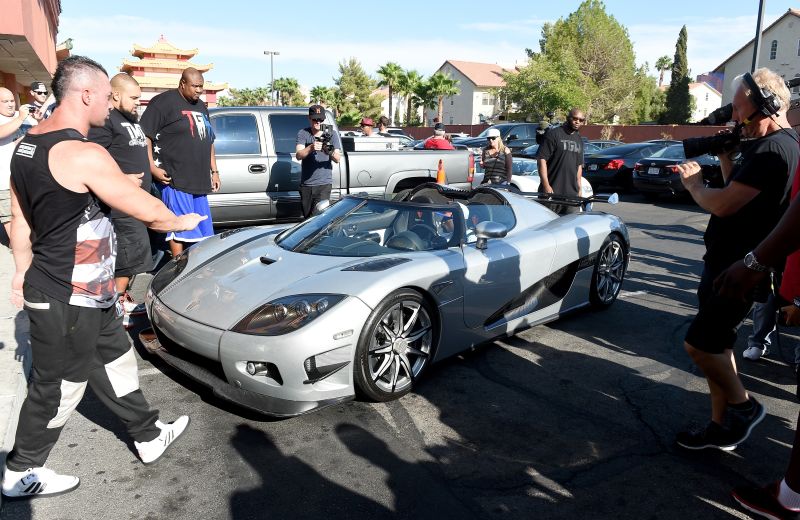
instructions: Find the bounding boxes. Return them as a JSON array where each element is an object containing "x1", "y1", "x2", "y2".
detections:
[
  {"x1": 487, "y1": 136, "x2": 497, "y2": 140},
  {"x1": 570, "y1": 117, "x2": 586, "y2": 122},
  {"x1": 34, "y1": 91, "x2": 48, "y2": 95}
]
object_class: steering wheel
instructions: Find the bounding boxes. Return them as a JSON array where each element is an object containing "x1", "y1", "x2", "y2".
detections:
[{"x1": 409, "y1": 224, "x2": 438, "y2": 243}]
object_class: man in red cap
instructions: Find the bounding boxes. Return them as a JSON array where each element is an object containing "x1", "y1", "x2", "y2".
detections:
[{"x1": 360, "y1": 117, "x2": 376, "y2": 137}]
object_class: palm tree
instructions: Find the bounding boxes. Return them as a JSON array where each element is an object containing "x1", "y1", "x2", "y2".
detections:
[
  {"x1": 397, "y1": 70, "x2": 422, "y2": 125},
  {"x1": 310, "y1": 86, "x2": 334, "y2": 106},
  {"x1": 655, "y1": 56, "x2": 672, "y2": 88},
  {"x1": 376, "y1": 62, "x2": 404, "y2": 125},
  {"x1": 426, "y1": 72, "x2": 460, "y2": 123},
  {"x1": 412, "y1": 80, "x2": 437, "y2": 126},
  {"x1": 271, "y1": 77, "x2": 302, "y2": 106}
]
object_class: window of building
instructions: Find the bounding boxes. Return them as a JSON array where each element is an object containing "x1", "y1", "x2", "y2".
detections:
[
  {"x1": 481, "y1": 92, "x2": 495, "y2": 106},
  {"x1": 797, "y1": 39, "x2": 800, "y2": 56},
  {"x1": 449, "y1": 116, "x2": 454, "y2": 124},
  {"x1": 210, "y1": 113, "x2": 261, "y2": 155},
  {"x1": 770, "y1": 40, "x2": 777, "y2": 60},
  {"x1": 705, "y1": 93, "x2": 709, "y2": 101}
]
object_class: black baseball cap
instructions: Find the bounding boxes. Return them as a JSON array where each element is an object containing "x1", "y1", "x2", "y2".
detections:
[
  {"x1": 308, "y1": 104, "x2": 326, "y2": 121},
  {"x1": 434, "y1": 122, "x2": 446, "y2": 132},
  {"x1": 30, "y1": 81, "x2": 47, "y2": 93}
]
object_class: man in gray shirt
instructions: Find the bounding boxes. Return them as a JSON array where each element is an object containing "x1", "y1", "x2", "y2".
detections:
[{"x1": 295, "y1": 104, "x2": 342, "y2": 218}]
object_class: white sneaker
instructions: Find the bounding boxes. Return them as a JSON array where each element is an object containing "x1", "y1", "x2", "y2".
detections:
[
  {"x1": 134, "y1": 416, "x2": 190, "y2": 464},
  {"x1": 743, "y1": 345, "x2": 768, "y2": 361},
  {"x1": 1, "y1": 466, "x2": 79, "y2": 499}
]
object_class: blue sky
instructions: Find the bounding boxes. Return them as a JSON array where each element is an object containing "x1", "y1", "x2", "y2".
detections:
[{"x1": 57, "y1": 1, "x2": 798, "y2": 92}]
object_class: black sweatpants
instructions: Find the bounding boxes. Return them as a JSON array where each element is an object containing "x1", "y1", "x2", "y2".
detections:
[{"x1": 6, "y1": 284, "x2": 160, "y2": 471}]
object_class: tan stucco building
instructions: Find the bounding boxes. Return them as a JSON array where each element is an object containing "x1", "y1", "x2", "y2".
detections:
[
  {"x1": 713, "y1": 8, "x2": 800, "y2": 106},
  {"x1": 425, "y1": 60, "x2": 508, "y2": 125}
]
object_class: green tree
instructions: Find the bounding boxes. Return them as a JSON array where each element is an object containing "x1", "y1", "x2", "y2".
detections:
[
  {"x1": 413, "y1": 80, "x2": 437, "y2": 126},
  {"x1": 310, "y1": 85, "x2": 335, "y2": 106},
  {"x1": 217, "y1": 87, "x2": 270, "y2": 106},
  {"x1": 427, "y1": 72, "x2": 460, "y2": 123},
  {"x1": 629, "y1": 64, "x2": 661, "y2": 123},
  {"x1": 662, "y1": 25, "x2": 692, "y2": 123},
  {"x1": 272, "y1": 77, "x2": 303, "y2": 106},
  {"x1": 655, "y1": 55, "x2": 672, "y2": 88},
  {"x1": 332, "y1": 58, "x2": 383, "y2": 125},
  {"x1": 376, "y1": 62, "x2": 404, "y2": 125},
  {"x1": 397, "y1": 70, "x2": 423, "y2": 125},
  {"x1": 501, "y1": 0, "x2": 640, "y2": 123}
]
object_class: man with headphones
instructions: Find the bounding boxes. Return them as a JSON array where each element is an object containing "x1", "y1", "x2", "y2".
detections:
[{"x1": 674, "y1": 67, "x2": 799, "y2": 452}]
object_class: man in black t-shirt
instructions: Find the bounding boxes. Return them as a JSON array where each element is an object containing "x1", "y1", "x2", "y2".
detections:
[
  {"x1": 140, "y1": 67, "x2": 219, "y2": 257},
  {"x1": 675, "y1": 67, "x2": 800, "y2": 452},
  {"x1": 88, "y1": 73, "x2": 154, "y2": 325},
  {"x1": 295, "y1": 104, "x2": 342, "y2": 219},
  {"x1": 536, "y1": 108, "x2": 585, "y2": 215}
]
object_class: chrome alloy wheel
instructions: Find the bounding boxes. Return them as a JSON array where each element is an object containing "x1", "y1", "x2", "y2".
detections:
[
  {"x1": 367, "y1": 299, "x2": 433, "y2": 394},
  {"x1": 595, "y1": 240, "x2": 625, "y2": 304}
]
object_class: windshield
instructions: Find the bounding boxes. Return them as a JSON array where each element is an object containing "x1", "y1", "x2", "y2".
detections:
[
  {"x1": 276, "y1": 197, "x2": 466, "y2": 256},
  {"x1": 512, "y1": 159, "x2": 539, "y2": 175},
  {"x1": 651, "y1": 145, "x2": 685, "y2": 159}
]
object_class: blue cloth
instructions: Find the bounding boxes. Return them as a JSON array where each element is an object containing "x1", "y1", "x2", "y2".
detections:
[{"x1": 161, "y1": 185, "x2": 214, "y2": 242}]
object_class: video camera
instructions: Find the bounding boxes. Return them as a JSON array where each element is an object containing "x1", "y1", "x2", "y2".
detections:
[{"x1": 315, "y1": 123, "x2": 335, "y2": 155}]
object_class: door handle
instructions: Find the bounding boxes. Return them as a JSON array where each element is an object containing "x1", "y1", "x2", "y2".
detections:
[{"x1": 249, "y1": 164, "x2": 266, "y2": 173}]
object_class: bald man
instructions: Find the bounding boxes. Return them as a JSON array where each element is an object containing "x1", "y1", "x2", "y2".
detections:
[
  {"x1": 0, "y1": 87, "x2": 30, "y2": 241},
  {"x1": 87, "y1": 73, "x2": 154, "y2": 326},
  {"x1": 140, "y1": 67, "x2": 219, "y2": 258}
]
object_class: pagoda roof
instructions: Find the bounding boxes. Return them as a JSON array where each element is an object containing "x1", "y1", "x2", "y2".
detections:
[
  {"x1": 132, "y1": 39, "x2": 198, "y2": 58},
  {"x1": 121, "y1": 58, "x2": 213, "y2": 73},
  {"x1": 134, "y1": 75, "x2": 228, "y2": 92}
]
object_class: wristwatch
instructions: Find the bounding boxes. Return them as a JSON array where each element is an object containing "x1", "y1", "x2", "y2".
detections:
[{"x1": 743, "y1": 251, "x2": 769, "y2": 272}]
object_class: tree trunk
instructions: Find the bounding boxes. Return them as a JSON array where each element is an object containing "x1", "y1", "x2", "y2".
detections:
[
  {"x1": 388, "y1": 86, "x2": 393, "y2": 126},
  {"x1": 437, "y1": 96, "x2": 444, "y2": 123}
]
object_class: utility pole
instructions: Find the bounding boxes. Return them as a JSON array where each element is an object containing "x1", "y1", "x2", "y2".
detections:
[
  {"x1": 751, "y1": 0, "x2": 766, "y2": 73},
  {"x1": 264, "y1": 50, "x2": 280, "y2": 105}
]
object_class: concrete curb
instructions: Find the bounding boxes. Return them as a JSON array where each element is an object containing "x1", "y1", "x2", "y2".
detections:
[{"x1": 0, "y1": 247, "x2": 31, "y2": 508}]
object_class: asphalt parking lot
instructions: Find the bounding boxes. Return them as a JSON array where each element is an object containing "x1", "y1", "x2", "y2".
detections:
[{"x1": 4, "y1": 194, "x2": 799, "y2": 520}]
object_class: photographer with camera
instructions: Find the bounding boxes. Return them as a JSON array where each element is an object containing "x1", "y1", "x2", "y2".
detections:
[
  {"x1": 674, "y1": 67, "x2": 799, "y2": 452},
  {"x1": 295, "y1": 104, "x2": 342, "y2": 219}
]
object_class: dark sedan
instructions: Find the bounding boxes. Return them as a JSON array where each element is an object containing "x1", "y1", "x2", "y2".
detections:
[
  {"x1": 453, "y1": 123, "x2": 541, "y2": 153},
  {"x1": 632, "y1": 144, "x2": 721, "y2": 199},
  {"x1": 517, "y1": 141, "x2": 601, "y2": 160},
  {"x1": 583, "y1": 142, "x2": 670, "y2": 191}
]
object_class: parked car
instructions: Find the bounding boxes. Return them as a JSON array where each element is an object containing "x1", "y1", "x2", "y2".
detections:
[
  {"x1": 208, "y1": 107, "x2": 475, "y2": 225},
  {"x1": 644, "y1": 139, "x2": 681, "y2": 146},
  {"x1": 632, "y1": 144, "x2": 722, "y2": 199},
  {"x1": 383, "y1": 127, "x2": 411, "y2": 138},
  {"x1": 505, "y1": 158, "x2": 594, "y2": 200},
  {"x1": 453, "y1": 122, "x2": 542, "y2": 154},
  {"x1": 589, "y1": 140, "x2": 624, "y2": 149},
  {"x1": 141, "y1": 183, "x2": 629, "y2": 417},
  {"x1": 583, "y1": 142, "x2": 672, "y2": 191}
]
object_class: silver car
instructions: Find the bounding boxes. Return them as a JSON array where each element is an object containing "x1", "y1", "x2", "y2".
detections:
[{"x1": 142, "y1": 183, "x2": 629, "y2": 417}]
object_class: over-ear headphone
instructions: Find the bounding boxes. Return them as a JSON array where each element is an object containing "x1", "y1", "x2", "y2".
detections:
[{"x1": 742, "y1": 72, "x2": 782, "y2": 117}]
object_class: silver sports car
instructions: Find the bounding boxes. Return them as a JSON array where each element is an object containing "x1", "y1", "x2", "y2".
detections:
[{"x1": 141, "y1": 183, "x2": 629, "y2": 417}]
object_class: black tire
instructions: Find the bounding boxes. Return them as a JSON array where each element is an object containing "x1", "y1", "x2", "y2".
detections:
[
  {"x1": 589, "y1": 235, "x2": 627, "y2": 309},
  {"x1": 353, "y1": 289, "x2": 436, "y2": 402},
  {"x1": 642, "y1": 192, "x2": 660, "y2": 201}
]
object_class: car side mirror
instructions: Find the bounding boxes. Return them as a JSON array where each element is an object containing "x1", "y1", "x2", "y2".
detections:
[
  {"x1": 508, "y1": 134, "x2": 519, "y2": 141},
  {"x1": 475, "y1": 221, "x2": 508, "y2": 250},
  {"x1": 312, "y1": 199, "x2": 331, "y2": 215}
]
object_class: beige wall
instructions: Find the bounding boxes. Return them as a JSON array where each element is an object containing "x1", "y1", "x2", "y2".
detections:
[
  {"x1": 424, "y1": 63, "x2": 501, "y2": 125},
  {"x1": 689, "y1": 84, "x2": 722, "y2": 122},
  {"x1": 718, "y1": 14, "x2": 800, "y2": 106}
]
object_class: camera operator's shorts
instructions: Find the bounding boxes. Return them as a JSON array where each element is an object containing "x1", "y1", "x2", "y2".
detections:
[
  {"x1": 685, "y1": 263, "x2": 754, "y2": 353},
  {"x1": 113, "y1": 215, "x2": 153, "y2": 278},
  {"x1": 161, "y1": 185, "x2": 214, "y2": 242},
  {"x1": 0, "y1": 189, "x2": 11, "y2": 224}
]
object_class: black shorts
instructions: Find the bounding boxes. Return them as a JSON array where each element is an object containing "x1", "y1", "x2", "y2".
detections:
[
  {"x1": 113, "y1": 216, "x2": 152, "y2": 278},
  {"x1": 685, "y1": 263, "x2": 754, "y2": 353}
]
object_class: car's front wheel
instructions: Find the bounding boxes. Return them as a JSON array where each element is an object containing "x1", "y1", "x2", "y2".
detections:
[
  {"x1": 590, "y1": 235, "x2": 627, "y2": 308},
  {"x1": 354, "y1": 289, "x2": 436, "y2": 402}
]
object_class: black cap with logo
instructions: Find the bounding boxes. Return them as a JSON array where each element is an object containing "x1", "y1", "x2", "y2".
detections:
[{"x1": 308, "y1": 104, "x2": 326, "y2": 121}]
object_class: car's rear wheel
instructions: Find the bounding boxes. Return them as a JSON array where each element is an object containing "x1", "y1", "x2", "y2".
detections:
[
  {"x1": 354, "y1": 289, "x2": 435, "y2": 402},
  {"x1": 590, "y1": 235, "x2": 627, "y2": 308}
]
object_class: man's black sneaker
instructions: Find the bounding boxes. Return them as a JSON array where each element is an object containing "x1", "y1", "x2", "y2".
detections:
[
  {"x1": 676, "y1": 421, "x2": 738, "y2": 451},
  {"x1": 732, "y1": 482, "x2": 800, "y2": 520},
  {"x1": 728, "y1": 397, "x2": 767, "y2": 446}
]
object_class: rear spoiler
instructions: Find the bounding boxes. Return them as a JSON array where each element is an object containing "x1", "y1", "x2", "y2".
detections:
[{"x1": 514, "y1": 191, "x2": 619, "y2": 209}]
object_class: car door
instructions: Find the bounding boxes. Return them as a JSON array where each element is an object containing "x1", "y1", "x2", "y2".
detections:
[
  {"x1": 506, "y1": 124, "x2": 535, "y2": 151},
  {"x1": 209, "y1": 111, "x2": 270, "y2": 225}
]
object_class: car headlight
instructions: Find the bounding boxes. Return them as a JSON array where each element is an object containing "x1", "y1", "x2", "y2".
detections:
[{"x1": 231, "y1": 294, "x2": 346, "y2": 336}]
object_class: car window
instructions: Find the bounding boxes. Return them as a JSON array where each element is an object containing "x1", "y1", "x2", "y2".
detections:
[
  {"x1": 651, "y1": 145, "x2": 685, "y2": 159},
  {"x1": 210, "y1": 113, "x2": 261, "y2": 155},
  {"x1": 269, "y1": 113, "x2": 313, "y2": 154}
]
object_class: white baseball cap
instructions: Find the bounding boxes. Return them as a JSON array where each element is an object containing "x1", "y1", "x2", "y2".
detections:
[{"x1": 486, "y1": 128, "x2": 501, "y2": 138}]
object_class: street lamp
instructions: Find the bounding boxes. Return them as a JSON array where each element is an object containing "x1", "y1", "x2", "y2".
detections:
[{"x1": 264, "y1": 50, "x2": 280, "y2": 105}]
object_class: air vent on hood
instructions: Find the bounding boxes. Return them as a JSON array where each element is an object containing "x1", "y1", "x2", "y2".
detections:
[
  {"x1": 342, "y1": 257, "x2": 411, "y2": 272},
  {"x1": 260, "y1": 256, "x2": 277, "y2": 265}
]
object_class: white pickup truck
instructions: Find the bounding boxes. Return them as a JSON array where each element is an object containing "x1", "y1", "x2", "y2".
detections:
[{"x1": 208, "y1": 106, "x2": 475, "y2": 225}]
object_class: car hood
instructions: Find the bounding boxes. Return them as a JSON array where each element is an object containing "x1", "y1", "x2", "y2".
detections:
[{"x1": 155, "y1": 230, "x2": 369, "y2": 329}]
